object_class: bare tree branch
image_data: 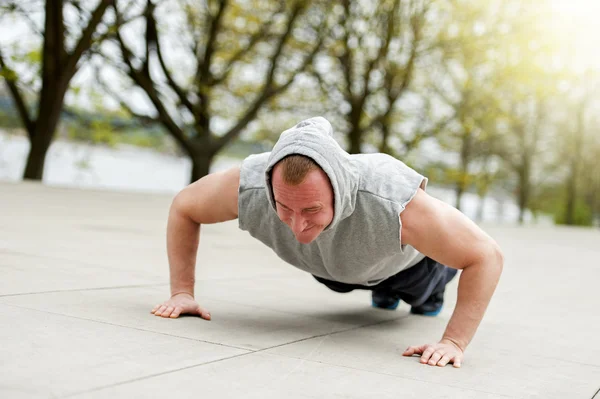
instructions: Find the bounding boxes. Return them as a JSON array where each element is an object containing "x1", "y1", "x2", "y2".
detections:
[
  {"x1": 195, "y1": 0, "x2": 228, "y2": 85},
  {"x1": 215, "y1": 4, "x2": 320, "y2": 151},
  {"x1": 145, "y1": 2, "x2": 196, "y2": 116},
  {"x1": 337, "y1": 0, "x2": 354, "y2": 99},
  {"x1": 311, "y1": 66, "x2": 346, "y2": 103},
  {"x1": 263, "y1": 2, "x2": 304, "y2": 92},
  {"x1": 114, "y1": 10, "x2": 191, "y2": 154},
  {"x1": 94, "y1": 66, "x2": 159, "y2": 127},
  {"x1": 1, "y1": 2, "x2": 43, "y2": 36},
  {"x1": 0, "y1": 49, "x2": 35, "y2": 137},
  {"x1": 211, "y1": 19, "x2": 276, "y2": 85},
  {"x1": 63, "y1": 0, "x2": 113, "y2": 79}
]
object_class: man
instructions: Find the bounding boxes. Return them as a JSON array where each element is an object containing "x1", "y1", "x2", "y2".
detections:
[{"x1": 152, "y1": 117, "x2": 503, "y2": 368}]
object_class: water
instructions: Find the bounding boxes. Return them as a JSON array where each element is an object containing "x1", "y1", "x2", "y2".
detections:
[{"x1": 0, "y1": 132, "x2": 536, "y2": 224}]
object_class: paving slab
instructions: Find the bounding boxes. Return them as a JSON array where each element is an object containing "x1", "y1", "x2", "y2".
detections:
[
  {"x1": 1, "y1": 181, "x2": 600, "y2": 399},
  {"x1": 265, "y1": 317, "x2": 600, "y2": 398},
  {"x1": 0, "y1": 287, "x2": 388, "y2": 351},
  {"x1": 0, "y1": 303, "x2": 247, "y2": 399},
  {"x1": 67, "y1": 352, "x2": 512, "y2": 399},
  {"x1": 0, "y1": 250, "x2": 163, "y2": 295}
]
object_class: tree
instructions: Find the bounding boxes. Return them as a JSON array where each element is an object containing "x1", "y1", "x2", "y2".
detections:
[
  {"x1": 312, "y1": 0, "x2": 436, "y2": 154},
  {"x1": 557, "y1": 74, "x2": 600, "y2": 225},
  {"x1": 0, "y1": 0, "x2": 115, "y2": 180},
  {"x1": 104, "y1": 0, "x2": 326, "y2": 182},
  {"x1": 426, "y1": 0, "x2": 510, "y2": 211}
]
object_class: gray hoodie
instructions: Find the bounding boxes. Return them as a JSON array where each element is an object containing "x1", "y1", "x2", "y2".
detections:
[{"x1": 238, "y1": 117, "x2": 427, "y2": 285}]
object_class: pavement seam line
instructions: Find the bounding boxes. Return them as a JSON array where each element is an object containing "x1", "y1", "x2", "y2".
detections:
[
  {"x1": 57, "y1": 315, "x2": 409, "y2": 397},
  {"x1": 0, "y1": 283, "x2": 168, "y2": 297},
  {"x1": 0, "y1": 248, "x2": 157, "y2": 272},
  {"x1": 252, "y1": 313, "x2": 411, "y2": 354},
  {"x1": 258, "y1": 316, "x2": 600, "y2": 371},
  {"x1": 59, "y1": 317, "x2": 409, "y2": 398},
  {"x1": 9, "y1": 285, "x2": 594, "y2": 398},
  {"x1": 260, "y1": 352, "x2": 517, "y2": 399},
  {"x1": 0, "y1": 302, "x2": 250, "y2": 351},
  {"x1": 59, "y1": 351, "x2": 253, "y2": 399}
]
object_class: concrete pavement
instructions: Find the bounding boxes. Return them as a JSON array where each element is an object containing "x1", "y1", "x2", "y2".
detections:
[{"x1": 1, "y1": 181, "x2": 599, "y2": 398}]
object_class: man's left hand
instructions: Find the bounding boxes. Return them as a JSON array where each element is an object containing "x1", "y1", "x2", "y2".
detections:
[{"x1": 402, "y1": 339, "x2": 463, "y2": 368}]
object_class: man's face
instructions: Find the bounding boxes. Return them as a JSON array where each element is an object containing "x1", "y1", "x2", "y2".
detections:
[{"x1": 271, "y1": 165, "x2": 334, "y2": 244}]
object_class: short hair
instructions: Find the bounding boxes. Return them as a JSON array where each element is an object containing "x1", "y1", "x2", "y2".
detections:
[{"x1": 276, "y1": 155, "x2": 320, "y2": 185}]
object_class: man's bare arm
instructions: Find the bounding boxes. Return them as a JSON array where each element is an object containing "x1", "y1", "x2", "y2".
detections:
[
  {"x1": 153, "y1": 166, "x2": 240, "y2": 319},
  {"x1": 400, "y1": 188, "x2": 504, "y2": 367}
]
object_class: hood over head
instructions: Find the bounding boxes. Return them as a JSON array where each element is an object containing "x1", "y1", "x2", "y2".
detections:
[{"x1": 265, "y1": 117, "x2": 359, "y2": 231}]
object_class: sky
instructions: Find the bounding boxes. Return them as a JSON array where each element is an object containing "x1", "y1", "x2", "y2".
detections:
[
  {"x1": 0, "y1": 0, "x2": 599, "y2": 114},
  {"x1": 546, "y1": 0, "x2": 600, "y2": 73}
]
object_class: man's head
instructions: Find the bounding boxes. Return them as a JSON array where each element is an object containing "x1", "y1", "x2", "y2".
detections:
[{"x1": 271, "y1": 155, "x2": 334, "y2": 244}]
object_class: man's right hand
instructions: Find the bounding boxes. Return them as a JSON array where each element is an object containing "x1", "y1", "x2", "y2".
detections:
[{"x1": 151, "y1": 293, "x2": 211, "y2": 320}]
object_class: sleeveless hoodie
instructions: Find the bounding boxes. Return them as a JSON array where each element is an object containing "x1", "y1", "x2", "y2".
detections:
[{"x1": 238, "y1": 117, "x2": 427, "y2": 285}]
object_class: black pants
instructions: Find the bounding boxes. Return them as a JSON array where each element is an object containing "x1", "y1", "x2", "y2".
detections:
[{"x1": 313, "y1": 257, "x2": 458, "y2": 307}]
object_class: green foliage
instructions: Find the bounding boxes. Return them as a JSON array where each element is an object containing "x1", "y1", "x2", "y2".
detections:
[
  {"x1": 0, "y1": 0, "x2": 597, "y2": 210},
  {"x1": 0, "y1": 67, "x2": 18, "y2": 82},
  {"x1": 530, "y1": 183, "x2": 594, "y2": 226},
  {"x1": 65, "y1": 120, "x2": 171, "y2": 150},
  {"x1": 555, "y1": 199, "x2": 593, "y2": 227},
  {"x1": 66, "y1": 122, "x2": 118, "y2": 146},
  {"x1": 0, "y1": 107, "x2": 22, "y2": 130}
]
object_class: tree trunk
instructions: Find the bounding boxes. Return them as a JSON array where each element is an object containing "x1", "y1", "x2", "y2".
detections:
[
  {"x1": 190, "y1": 153, "x2": 214, "y2": 183},
  {"x1": 565, "y1": 99, "x2": 587, "y2": 225},
  {"x1": 378, "y1": 122, "x2": 391, "y2": 154},
  {"x1": 517, "y1": 197, "x2": 526, "y2": 224},
  {"x1": 476, "y1": 194, "x2": 485, "y2": 222},
  {"x1": 23, "y1": 137, "x2": 52, "y2": 180},
  {"x1": 565, "y1": 163, "x2": 577, "y2": 225},
  {"x1": 455, "y1": 185, "x2": 464, "y2": 211},
  {"x1": 23, "y1": 84, "x2": 68, "y2": 180},
  {"x1": 455, "y1": 130, "x2": 472, "y2": 211},
  {"x1": 517, "y1": 156, "x2": 530, "y2": 225},
  {"x1": 347, "y1": 100, "x2": 364, "y2": 154},
  {"x1": 348, "y1": 126, "x2": 362, "y2": 154},
  {"x1": 517, "y1": 176, "x2": 529, "y2": 224}
]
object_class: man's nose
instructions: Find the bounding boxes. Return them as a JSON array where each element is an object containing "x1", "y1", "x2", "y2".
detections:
[{"x1": 291, "y1": 215, "x2": 307, "y2": 234}]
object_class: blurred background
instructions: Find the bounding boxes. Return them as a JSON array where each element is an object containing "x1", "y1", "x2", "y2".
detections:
[{"x1": 0, "y1": 0, "x2": 598, "y2": 226}]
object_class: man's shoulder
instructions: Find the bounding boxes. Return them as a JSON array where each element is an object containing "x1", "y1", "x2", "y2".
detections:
[
  {"x1": 239, "y1": 152, "x2": 271, "y2": 190},
  {"x1": 352, "y1": 154, "x2": 427, "y2": 206}
]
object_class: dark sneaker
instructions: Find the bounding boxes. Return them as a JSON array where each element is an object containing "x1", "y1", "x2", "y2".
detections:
[
  {"x1": 410, "y1": 291, "x2": 444, "y2": 316},
  {"x1": 371, "y1": 291, "x2": 400, "y2": 310}
]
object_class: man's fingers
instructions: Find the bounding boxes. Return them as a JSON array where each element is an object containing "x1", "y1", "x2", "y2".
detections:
[
  {"x1": 437, "y1": 354, "x2": 451, "y2": 367},
  {"x1": 199, "y1": 307, "x2": 211, "y2": 321},
  {"x1": 151, "y1": 301, "x2": 210, "y2": 320},
  {"x1": 428, "y1": 351, "x2": 444, "y2": 366},
  {"x1": 169, "y1": 307, "x2": 182, "y2": 318},
  {"x1": 160, "y1": 306, "x2": 174, "y2": 318},
  {"x1": 404, "y1": 342, "x2": 464, "y2": 368},
  {"x1": 420, "y1": 346, "x2": 436, "y2": 363},
  {"x1": 452, "y1": 357, "x2": 462, "y2": 368},
  {"x1": 402, "y1": 347, "x2": 416, "y2": 356},
  {"x1": 403, "y1": 345, "x2": 425, "y2": 356},
  {"x1": 154, "y1": 305, "x2": 168, "y2": 316}
]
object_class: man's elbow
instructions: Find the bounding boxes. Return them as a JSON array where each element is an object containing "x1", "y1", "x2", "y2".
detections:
[
  {"x1": 170, "y1": 188, "x2": 195, "y2": 223},
  {"x1": 466, "y1": 240, "x2": 504, "y2": 275},
  {"x1": 488, "y1": 241, "x2": 504, "y2": 277}
]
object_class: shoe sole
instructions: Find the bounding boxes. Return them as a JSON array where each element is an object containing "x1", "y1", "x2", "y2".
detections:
[
  {"x1": 371, "y1": 299, "x2": 400, "y2": 310},
  {"x1": 410, "y1": 307, "x2": 442, "y2": 316}
]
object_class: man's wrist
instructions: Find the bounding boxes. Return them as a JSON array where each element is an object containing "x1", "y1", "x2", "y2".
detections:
[
  {"x1": 171, "y1": 290, "x2": 194, "y2": 298},
  {"x1": 441, "y1": 336, "x2": 466, "y2": 352}
]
